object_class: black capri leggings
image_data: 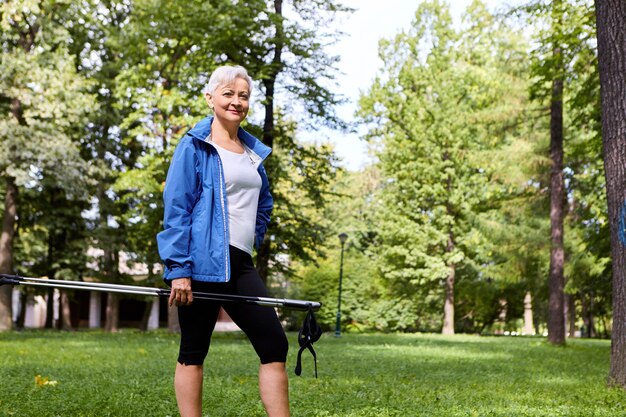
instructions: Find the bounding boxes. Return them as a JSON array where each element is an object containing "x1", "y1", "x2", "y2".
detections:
[{"x1": 176, "y1": 245, "x2": 289, "y2": 366}]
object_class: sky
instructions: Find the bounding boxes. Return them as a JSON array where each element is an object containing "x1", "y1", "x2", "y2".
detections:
[{"x1": 317, "y1": 0, "x2": 513, "y2": 171}]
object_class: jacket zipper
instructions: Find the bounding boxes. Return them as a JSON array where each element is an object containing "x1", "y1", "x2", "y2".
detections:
[{"x1": 210, "y1": 142, "x2": 230, "y2": 283}]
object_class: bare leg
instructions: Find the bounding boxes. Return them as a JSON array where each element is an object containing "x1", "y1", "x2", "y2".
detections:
[
  {"x1": 259, "y1": 362, "x2": 290, "y2": 417},
  {"x1": 174, "y1": 363, "x2": 203, "y2": 417}
]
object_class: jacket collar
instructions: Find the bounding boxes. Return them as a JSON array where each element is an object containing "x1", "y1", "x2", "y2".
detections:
[{"x1": 187, "y1": 116, "x2": 272, "y2": 162}]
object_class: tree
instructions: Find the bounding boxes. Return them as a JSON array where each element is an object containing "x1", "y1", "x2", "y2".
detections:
[
  {"x1": 249, "y1": 114, "x2": 340, "y2": 279},
  {"x1": 99, "y1": 1, "x2": 349, "y2": 333},
  {"x1": 287, "y1": 167, "x2": 402, "y2": 332},
  {"x1": 0, "y1": 0, "x2": 94, "y2": 330},
  {"x1": 545, "y1": 0, "x2": 567, "y2": 345},
  {"x1": 514, "y1": 0, "x2": 601, "y2": 343},
  {"x1": 359, "y1": 0, "x2": 530, "y2": 334},
  {"x1": 229, "y1": 0, "x2": 352, "y2": 284},
  {"x1": 110, "y1": 0, "x2": 351, "y2": 286},
  {"x1": 594, "y1": 0, "x2": 626, "y2": 387}
]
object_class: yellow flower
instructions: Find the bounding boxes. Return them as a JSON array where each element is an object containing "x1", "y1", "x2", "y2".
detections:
[{"x1": 35, "y1": 375, "x2": 58, "y2": 387}]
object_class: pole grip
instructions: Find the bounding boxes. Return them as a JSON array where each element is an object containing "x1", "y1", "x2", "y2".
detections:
[{"x1": 0, "y1": 274, "x2": 22, "y2": 286}]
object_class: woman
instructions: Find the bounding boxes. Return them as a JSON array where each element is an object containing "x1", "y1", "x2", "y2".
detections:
[{"x1": 157, "y1": 65, "x2": 290, "y2": 417}]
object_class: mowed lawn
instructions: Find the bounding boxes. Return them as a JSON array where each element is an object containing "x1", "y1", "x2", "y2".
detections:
[{"x1": 1, "y1": 330, "x2": 625, "y2": 416}]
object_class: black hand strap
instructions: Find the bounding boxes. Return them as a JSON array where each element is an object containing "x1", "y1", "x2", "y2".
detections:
[{"x1": 294, "y1": 304, "x2": 322, "y2": 378}]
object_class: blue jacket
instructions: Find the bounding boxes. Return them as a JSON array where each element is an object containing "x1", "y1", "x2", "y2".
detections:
[{"x1": 157, "y1": 116, "x2": 273, "y2": 282}]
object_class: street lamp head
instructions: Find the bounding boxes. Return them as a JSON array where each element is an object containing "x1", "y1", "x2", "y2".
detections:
[{"x1": 338, "y1": 232, "x2": 348, "y2": 244}]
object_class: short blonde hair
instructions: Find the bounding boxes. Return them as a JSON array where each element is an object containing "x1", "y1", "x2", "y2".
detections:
[{"x1": 203, "y1": 65, "x2": 253, "y2": 96}]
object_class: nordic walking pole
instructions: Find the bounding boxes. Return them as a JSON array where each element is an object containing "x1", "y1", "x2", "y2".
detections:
[
  {"x1": 1, "y1": 273, "x2": 323, "y2": 377},
  {"x1": 0, "y1": 274, "x2": 321, "y2": 311}
]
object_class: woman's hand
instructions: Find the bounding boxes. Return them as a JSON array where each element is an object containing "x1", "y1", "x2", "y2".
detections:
[{"x1": 169, "y1": 278, "x2": 193, "y2": 306}]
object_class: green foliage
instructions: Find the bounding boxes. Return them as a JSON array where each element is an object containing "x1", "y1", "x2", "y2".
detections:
[
  {"x1": 0, "y1": 330, "x2": 623, "y2": 416},
  {"x1": 0, "y1": 0, "x2": 95, "y2": 194},
  {"x1": 0, "y1": 0, "x2": 610, "y2": 336},
  {"x1": 107, "y1": 0, "x2": 349, "y2": 285},
  {"x1": 455, "y1": 274, "x2": 528, "y2": 334},
  {"x1": 254, "y1": 115, "x2": 340, "y2": 275},
  {"x1": 291, "y1": 247, "x2": 397, "y2": 332},
  {"x1": 358, "y1": 0, "x2": 535, "y2": 331},
  {"x1": 0, "y1": 0, "x2": 96, "y2": 290},
  {"x1": 289, "y1": 167, "x2": 444, "y2": 333},
  {"x1": 513, "y1": 0, "x2": 606, "y2": 335}
]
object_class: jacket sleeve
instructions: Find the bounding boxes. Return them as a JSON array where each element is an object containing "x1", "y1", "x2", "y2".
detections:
[
  {"x1": 157, "y1": 138, "x2": 200, "y2": 280},
  {"x1": 255, "y1": 163, "x2": 273, "y2": 250}
]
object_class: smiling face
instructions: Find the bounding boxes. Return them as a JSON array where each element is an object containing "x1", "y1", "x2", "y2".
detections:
[{"x1": 205, "y1": 77, "x2": 250, "y2": 126}]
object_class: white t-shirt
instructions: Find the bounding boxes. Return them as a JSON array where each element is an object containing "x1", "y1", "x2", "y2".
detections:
[{"x1": 213, "y1": 143, "x2": 262, "y2": 255}]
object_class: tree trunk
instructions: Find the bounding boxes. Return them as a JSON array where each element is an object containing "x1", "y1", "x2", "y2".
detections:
[
  {"x1": 568, "y1": 293, "x2": 577, "y2": 338},
  {"x1": 588, "y1": 294, "x2": 597, "y2": 338},
  {"x1": 442, "y1": 233, "x2": 455, "y2": 335},
  {"x1": 45, "y1": 219, "x2": 58, "y2": 329},
  {"x1": 0, "y1": 178, "x2": 17, "y2": 331},
  {"x1": 581, "y1": 294, "x2": 596, "y2": 338},
  {"x1": 595, "y1": 0, "x2": 626, "y2": 387},
  {"x1": 140, "y1": 267, "x2": 156, "y2": 331},
  {"x1": 103, "y1": 248, "x2": 120, "y2": 332},
  {"x1": 15, "y1": 291, "x2": 27, "y2": 330},
  {"x1": 58, "y1": 291, "x2": 72, "y2": 330},
  {"x1": 563, "y1": 292, "x2": 569, "y2": 338},
  {"x1": 256, "y1": 0, "x2": 284, "y2": 285},
  {"x1": 45, "y1": 187, "x2": 64, "y2": 329},
  {"x1": 45, "y1": 288, "x2": 54, "y2": 328},
  {"x1": 547, "y1": 1, "x2": 566, "y2": 344},
  {"x1": 168, "y1": 304, "x2": 180, "y2": 333},
  {"x1": 523, "y1": 291, "x2": 534, "y2": 335},
  {"x1": 104, "y1": 293, "x2": 119, "y2": 332},
  {"x1": 139, "y1": 300, "x2": 152, "y2": 331}
]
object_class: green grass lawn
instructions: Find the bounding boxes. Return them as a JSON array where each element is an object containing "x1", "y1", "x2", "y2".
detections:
[{"x1": 0, "y1": 330, "x2": 625, "y2": 416}]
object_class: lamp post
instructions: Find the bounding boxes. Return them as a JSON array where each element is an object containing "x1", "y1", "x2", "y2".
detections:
[{"x1": 335, "y1": 232, "x2": 348, "y2": 337}]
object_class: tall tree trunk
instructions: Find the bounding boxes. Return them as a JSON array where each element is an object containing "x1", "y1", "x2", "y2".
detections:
[
  {"x1": 442, "y1": 233, "x2": 455, "y2": 335},
  {"x1": 45, "y1": 187, "x2": 65, "y2": 329},
  {"x1": 547, "y1": 0, "x2": 566, "y2": 344},
  {"x1": 595, "y1": 0, "x2": 626, "y2": 387},
  {"x1": 256, "y1": 0, "x2": 284, "y2": 285},
  {"x1": 1, "y1": 23, "x2": 38, "y2": 331},
  {"x1": 0, "y1": 178, "x2": 17, "y2": 331},
  {"x1": 523, "y1": 291, "x2": 534, "y2": 335},
  {"x1": 104, "y1": 250, "x2": 120, "y2": 332}
]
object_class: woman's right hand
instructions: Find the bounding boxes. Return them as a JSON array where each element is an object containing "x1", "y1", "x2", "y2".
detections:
[{"x1": 169, "y1": 277, "x2": 193, "y2": 306}]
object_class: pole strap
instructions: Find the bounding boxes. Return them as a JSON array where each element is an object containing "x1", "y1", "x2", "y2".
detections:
[{"x1": 294, "y1": 304, "x2": 323, "y2": 378}]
